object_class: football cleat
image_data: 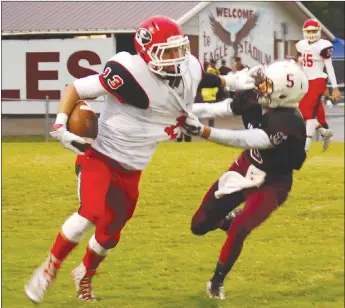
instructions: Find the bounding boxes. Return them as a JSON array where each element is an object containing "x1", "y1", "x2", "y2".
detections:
[
  {"x1": 72, "y1": 263, "x2": 97, "y2": 301},
  {"x1": 321, "y1": 129, "x2": 334, "y2": 151},
  {"x1": 24, "y1": 254, "x2": 60, "y2": 303},
  {"x1": 206, "y1": 280, "x2": 225, "y2": 300}
]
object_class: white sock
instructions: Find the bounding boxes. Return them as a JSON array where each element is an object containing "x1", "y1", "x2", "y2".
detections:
[
  {"x1": 305, "y1": 137, "x2": 312, "y2": 152},
  {"x1": 305, "y1": 119, "x2": 320, "y2": 152}
]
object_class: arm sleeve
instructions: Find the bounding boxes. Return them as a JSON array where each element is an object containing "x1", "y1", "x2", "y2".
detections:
[
  {"x1": 208, "y1": 128, "x2": 273, "y2": 149},
  {"x1": 73, "y1": 74, "x2": 108, "y2": 99},
  {"x1": 192, "y1": 98, "x2": 234, "y2": 119},
  {"x1": 198, "y1": 72, "x2": 222, "y2": 89},
  {"x1": 99, "y1": 60, "x2": 150, "y2": 109},
  {"x1": 324, "y1": 58, "x2": 338, "y2": 88}
]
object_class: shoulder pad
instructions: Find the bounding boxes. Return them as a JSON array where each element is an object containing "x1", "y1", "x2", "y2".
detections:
[
  {"x1": 295, "y1": 40, "x2": 303, "y2": 52},
  {"x1": 318, "y1": 39, "x2": 333, "y2": 49},
  {"x1": 100, "y1": 52, "x2": 149, "y2": 109}
]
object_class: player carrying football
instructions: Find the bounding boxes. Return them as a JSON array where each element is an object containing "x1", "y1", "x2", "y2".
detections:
[
  {"x1": 182, "y1": 60, "x2": 308, "y2": 299},
  {"x1": 24, "y1": 15, "x2": 256, "y2": 303},
  {"x1": 296, "y1": 18, "x2": 341, "y2": 151}
]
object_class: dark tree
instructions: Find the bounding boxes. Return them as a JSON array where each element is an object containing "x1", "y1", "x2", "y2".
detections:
[{"x1": 302, "y1": 2, "x2": 345, "y2": 39}]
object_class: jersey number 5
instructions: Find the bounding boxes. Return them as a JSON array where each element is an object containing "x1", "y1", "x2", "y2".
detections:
[
  {"x1": 103, "y1": 67, "x2": 124, "y2": 90},
  {"x1": 287, "y1": 74, "x2": 294, "y2": 88},
  {"x1": 302, "y1": 53, "x2": 313, "y2": 67}
]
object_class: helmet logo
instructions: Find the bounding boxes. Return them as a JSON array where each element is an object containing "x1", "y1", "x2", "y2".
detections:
[{"x1": 136, "y1": 28, "x2": 152, "y2": 45}]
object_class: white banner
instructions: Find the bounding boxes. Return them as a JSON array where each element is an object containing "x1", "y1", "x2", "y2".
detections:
[
  {"x1": 2, "y1": 37, "x2": 115, "y2": 114},
  {"x1": 199, "y1": 3, "x2": 274, "y2": 68}
]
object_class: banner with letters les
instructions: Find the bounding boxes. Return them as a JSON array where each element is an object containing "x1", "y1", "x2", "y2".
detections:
[
  {"x1": 199, "y1": 3, "x2": 274, "y2": 69},
  {"x1": 2, "y1": 38, "x2": 114, "y2": 114}
]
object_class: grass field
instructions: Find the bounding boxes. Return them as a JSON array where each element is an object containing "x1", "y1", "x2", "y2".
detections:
[{"x1": 2, "y1": 140, "x2": 344, "y2": 308}]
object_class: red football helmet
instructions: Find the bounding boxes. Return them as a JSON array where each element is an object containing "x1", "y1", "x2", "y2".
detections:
[
  {"x1": 303, "y1": 19, "x2": 321, "y2": 42},
  {"x1": 134, "y1": 15, "x2": 190, "y2": 77}
]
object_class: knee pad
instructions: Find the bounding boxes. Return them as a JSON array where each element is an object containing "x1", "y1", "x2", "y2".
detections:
[
  {"x1": 61, "y1": 212, "x2": 94, "y2": 243},
  {"x1": 191, "y1": 217, "x2": 209, "y2": 235},
  {"x1": 88, "y1": 234, "x2": 111, "y2": 256}
]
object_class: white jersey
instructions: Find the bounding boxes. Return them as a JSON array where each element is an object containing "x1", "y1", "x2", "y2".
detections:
[
  {"x1": 74, "y1": 52, "x2": 203, "y2": 171},
  {"x1": 295, "y1": 39, "x2": 333, "y2": 81}
]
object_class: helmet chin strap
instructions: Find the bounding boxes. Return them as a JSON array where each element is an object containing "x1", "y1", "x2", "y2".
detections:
[{"x1": 148, "y1": 61, "x2": 186, "y2": 77}]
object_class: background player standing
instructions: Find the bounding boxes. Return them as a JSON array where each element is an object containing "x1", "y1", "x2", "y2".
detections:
[{"x1": 296, "y1": 18, "x2": 341, "y2": 151}]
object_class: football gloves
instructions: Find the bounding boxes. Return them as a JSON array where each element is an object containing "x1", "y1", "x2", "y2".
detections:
[
  {"x1": 182, "y1": 113, "x2": 204, "y2": 136},
  {"x1": 50, "y1": 123, "x2": 90, "y2": 155},
  {"x1": 224, "y1": 66, "x2": 262, "y2": 91}
]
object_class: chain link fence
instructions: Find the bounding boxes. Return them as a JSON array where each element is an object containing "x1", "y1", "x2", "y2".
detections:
[{"x1": 2, "y1": 89, "x2": 343, "y2": 142}]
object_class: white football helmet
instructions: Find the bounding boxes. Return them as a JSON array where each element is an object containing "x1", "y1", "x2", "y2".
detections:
[{"x1": 255, "y1": 60, "x2": 309, "y2": 108}]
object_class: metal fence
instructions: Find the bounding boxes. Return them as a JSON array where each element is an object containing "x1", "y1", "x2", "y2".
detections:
[{"x1": 2, "y1": 90, "x2": 344, "y2": 141}]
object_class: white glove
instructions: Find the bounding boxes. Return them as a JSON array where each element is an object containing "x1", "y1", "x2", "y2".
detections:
[
  {"x1": 182, "y1": 113, "x2": 204, "y2": 136},
  {"x1": 224, "y1": 66, "x2": 262, "y2": 91},
  {"x1": 50, "y1": 113, "x2": 90, "y2": 155}
]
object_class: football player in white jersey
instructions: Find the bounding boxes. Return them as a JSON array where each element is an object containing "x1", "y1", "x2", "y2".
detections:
[
  {"x1": 296, "y1": 18, "x2": 341, "y2": 151},
  {"x1": 24, "y1": 15, "x2": 256, "y2": 303}
]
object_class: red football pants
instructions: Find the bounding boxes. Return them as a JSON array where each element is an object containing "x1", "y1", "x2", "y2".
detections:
[
  {"x1": 299, "y1": 78, "x2": 327, "y2": 126},
  {"x1": 76, "y1": 148, "x2": 141, "y2": 249}
]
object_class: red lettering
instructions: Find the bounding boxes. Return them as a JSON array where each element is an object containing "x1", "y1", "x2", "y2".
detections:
[
  {"x1": 67, "y1": 50, "x2": 101, "y2": 79},
  {"x1": 1, "y1": 90, "x2": 20, "y2": 100},
  {"x1": 26, "y1": 52, "x2": 60, "y2": 99},
  {"x1": 216, "y1": 7, "x2": 223, "y2": 17},
  {"x1": 214, "y1": 8, "x2": 254, "y2": 19}
]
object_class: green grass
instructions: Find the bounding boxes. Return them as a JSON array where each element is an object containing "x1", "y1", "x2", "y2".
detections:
[{"x1": 2, "y1": 140, "x2": 344, "y2": 308}]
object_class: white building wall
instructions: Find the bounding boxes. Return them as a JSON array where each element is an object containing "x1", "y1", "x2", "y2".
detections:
[{"x1": 182, "y1": 1, "x2": 304, "y2": 41}]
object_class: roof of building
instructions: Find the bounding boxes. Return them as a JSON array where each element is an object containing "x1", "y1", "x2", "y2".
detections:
[
  {"x1": 1, "y1": 1, "x2": 202, "y2": 35},
  {"x1": 1, "y1": 1, "x2": 334, "y2": 40}
]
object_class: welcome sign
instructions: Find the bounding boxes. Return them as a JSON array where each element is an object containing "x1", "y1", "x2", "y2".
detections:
[{"x1": 199, "y1": 3, "x2": 275, "y2": 68}]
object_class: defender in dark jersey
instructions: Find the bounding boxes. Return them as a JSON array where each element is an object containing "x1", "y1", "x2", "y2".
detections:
[{"x1": 182, "y1": 60, "x2": 308, "y2": 300}]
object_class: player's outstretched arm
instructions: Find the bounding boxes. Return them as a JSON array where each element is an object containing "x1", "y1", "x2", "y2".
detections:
[
  {"x1": 199, "y1": 67, "x2": 259, "y2": 92},
  {"x1": 182, "y1": 113, "x2": 273, "y2": 150},
  {"x1": 192, "y1": 98, "x2": 234, "y2": 119}
]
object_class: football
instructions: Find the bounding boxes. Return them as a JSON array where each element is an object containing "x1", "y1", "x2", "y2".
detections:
[{"x1": 67, "y1": 100, "x2": 98, "y2": 153}]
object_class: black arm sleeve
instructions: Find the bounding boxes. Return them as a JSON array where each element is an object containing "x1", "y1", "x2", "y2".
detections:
[
  {"x1": 230, "y1": 90, "x2": 259, "y2": 115},
  {"x1": 320, "y1": 46, "x2": 333, "y2": 59},
  {"x1": 99, "y1": 60, "x2": 149, "y2": 109},
  {"x1": 197, "y1": 73, "x2": 222, "y2": 90}
]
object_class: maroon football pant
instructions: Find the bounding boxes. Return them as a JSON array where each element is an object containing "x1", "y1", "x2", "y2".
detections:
[
  {"x1": 191, "y1": 152, "x2": 292, "y2": 268},
  {"x1": 76, "y1": 148, "x2": 141, "y2": 249}
]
